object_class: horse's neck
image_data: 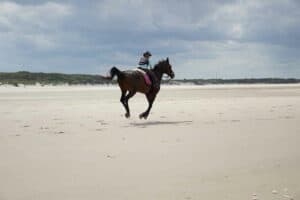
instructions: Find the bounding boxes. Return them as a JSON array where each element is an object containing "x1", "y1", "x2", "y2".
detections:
[{"x1": 152, "y1": 67, "x2": 163, "y2": 81}]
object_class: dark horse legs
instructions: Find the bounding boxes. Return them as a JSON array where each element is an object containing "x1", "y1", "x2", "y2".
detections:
[
  {"x1": 139, "y1": 92, "x2": 157, "y2": 119},
  {"x1": 120, "y1": 91, "x2": 127, "y2": 116},
  {"x1": 121, "y1": 90, "x2": 156, "y2": 119},
  {"x1": 120, "y1": 90, "x2": 136, "y2": 118}
]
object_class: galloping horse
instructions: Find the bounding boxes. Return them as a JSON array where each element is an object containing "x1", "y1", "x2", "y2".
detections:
[{"x1": 107, "y1": 58, "x2": 175, "y2": 119}]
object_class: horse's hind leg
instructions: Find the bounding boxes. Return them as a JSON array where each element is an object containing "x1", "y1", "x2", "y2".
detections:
[
  {"x1": 124, "y1": 90, "x2": 136, "y2": 118},
  {"x1": 120, "y1": 90, "x2": 129, "y2": 118}
]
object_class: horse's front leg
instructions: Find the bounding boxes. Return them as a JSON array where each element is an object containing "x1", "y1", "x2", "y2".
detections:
[{"x1": 139, "y1": 92, "x2": 157, "y2": 119}]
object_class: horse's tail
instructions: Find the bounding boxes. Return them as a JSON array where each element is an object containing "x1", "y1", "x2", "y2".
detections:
[{"x1": 106, "y1": 66, "x2": 122, "y2": 80}]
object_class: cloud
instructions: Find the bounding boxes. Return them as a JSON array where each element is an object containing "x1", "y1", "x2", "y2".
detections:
[
  {"x1": 0, "y1": 1, "x2": 73, "y2": 50},
  {"x1": 0, "y1": 0, "x2": 299, "y2": 78}
]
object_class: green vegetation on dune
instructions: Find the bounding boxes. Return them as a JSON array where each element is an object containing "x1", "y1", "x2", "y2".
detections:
[
  {"x1": 0, "y1": 71, "x2": 113, "y2": 86},
  {"x1": 0, "y1": 71, "x2": 299, "y2": 86}
]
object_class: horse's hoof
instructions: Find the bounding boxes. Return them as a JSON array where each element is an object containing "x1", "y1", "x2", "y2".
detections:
[
  {"x1": 125, "y1": 113, "x2": 130, "y2": 118},
  {"x1": 139, "y1": 113, "x2": 148, "y2": 119}
]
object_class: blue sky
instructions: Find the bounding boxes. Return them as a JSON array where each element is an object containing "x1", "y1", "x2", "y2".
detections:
[{"x1": 0, "y1": 0, "x2": 300, "y2": 79}]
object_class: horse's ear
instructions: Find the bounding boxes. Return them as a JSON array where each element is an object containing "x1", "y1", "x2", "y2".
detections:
[{"x1": 166, "y1": 57, "x2": 169, "y2": 63}]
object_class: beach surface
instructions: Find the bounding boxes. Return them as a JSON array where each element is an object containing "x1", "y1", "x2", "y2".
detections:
[{"x1": 0, "y1": 84, "x2": 299, "y2": 200}]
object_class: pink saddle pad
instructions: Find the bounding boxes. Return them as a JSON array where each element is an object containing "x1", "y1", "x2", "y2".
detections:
[
  {"x1": 135, "y1": 69, "x2": 152, "y2": 85},
  {"x1": 143, "y1": 74, "x2": 152, "y2": 86}
]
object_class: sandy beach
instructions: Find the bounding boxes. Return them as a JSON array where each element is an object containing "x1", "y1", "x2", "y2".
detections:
[{"x1": 0, "y1": 84, "x2": 299, "y2": 200}]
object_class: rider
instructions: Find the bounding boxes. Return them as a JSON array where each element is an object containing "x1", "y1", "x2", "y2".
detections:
[
  {"x1": 138, "y1": 51, "x2": 159, "y2": 92},
  {"x1": 139, "y1": 51, "x2": 152, "y2": 69}
]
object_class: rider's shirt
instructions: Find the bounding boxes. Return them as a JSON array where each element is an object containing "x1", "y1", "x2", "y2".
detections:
[{"x1": 138, "y1": 56, "x2": 150, "y2": 68}]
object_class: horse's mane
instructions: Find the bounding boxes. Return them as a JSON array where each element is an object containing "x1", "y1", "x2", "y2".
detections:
[{"x1": 153, "y1": 59, "x2": 166, "y2": 71}]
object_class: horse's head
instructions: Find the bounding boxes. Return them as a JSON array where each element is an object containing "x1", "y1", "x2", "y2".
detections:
[{"x1": 160, "y1": 57, "x2": 175, "y2": 79}]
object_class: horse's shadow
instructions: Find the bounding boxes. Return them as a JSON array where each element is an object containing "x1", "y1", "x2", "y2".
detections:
[{"x1": 130, "y1": 120, "x2": 193, "y2": 128}]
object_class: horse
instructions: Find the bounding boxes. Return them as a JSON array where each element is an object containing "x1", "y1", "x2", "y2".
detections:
[{"x1": 107, "y1": 57, "x2": 175, "y2": 119}]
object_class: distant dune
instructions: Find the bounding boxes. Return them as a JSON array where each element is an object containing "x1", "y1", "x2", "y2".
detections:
[{"x1": 1, "y1": 71, "x2": 300, "y2": 86}]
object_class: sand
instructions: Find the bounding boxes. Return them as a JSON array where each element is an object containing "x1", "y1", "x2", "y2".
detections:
[{"x1": 0, "y1": 84, "x2": 299, "y2": 200}]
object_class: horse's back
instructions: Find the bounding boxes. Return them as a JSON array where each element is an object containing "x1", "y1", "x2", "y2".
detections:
[{"x1": 117, "y1": 69, "x2": 150, "y2": 93}]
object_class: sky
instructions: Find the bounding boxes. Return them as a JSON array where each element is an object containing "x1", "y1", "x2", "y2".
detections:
[{"x1": 0, "y1": 0, "x2": 299, "y2": 79}]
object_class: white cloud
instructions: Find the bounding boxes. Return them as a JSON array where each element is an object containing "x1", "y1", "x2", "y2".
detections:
[
  {"x1": 0, "y1": 0, "x2": 299, "y2": 78},
  {"x1": 0, "y1": 1, "x2": 73, "y2": 50}
]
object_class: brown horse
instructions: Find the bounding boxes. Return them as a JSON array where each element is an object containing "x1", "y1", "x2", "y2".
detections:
[{"x1": 107, "y1": 58, "x2": 175, "y2": 119}]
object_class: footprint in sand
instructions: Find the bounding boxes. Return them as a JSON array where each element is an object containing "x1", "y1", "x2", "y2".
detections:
[
  {"x1": 96, "y1": 120, "x2": 108, "y2": 125},
  {"x1": 256, "y1": 118, "x2": 274, "y2": 121},
  {"x1": 23, "y1": 125, "x2": 30, "y2": 128},
  {"x1": 272, "y1": 189, "x2": 278, "y2": 194},
  {"x1": 252, "y1": 194, "x2": 258, "y2": 200},
  {"x1": 106, "y1": 154, "x2": 116, "y2": 159},
  {"x1": 176, "y1": 138, "x2": 182, "y2": 143},
  {"x1": 55, "y1": 131, "x2": 64, "y2": 134},
  {"x1": 53, "y1": 118, "x2": 62, "y2": 121},
  {"x1": 40, "y1": 126, "x2": 49, "y2": 130},
  {"x1": 279, "y1": 116, "x2": 294, "y2": 119},
  {"x1": 204, "y1": 121, "x2": 215, "y2": 124},
  {"x1": 53, "y1": 118, "x2": 65, "y2": 124},
  {"x1": 282, "y1": 194, "x2": 293, "y2": 200}
]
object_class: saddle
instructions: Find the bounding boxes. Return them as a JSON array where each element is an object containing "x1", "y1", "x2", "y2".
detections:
[{"x1": 135, "y1": 68, "x2": 152, "y2": 86}]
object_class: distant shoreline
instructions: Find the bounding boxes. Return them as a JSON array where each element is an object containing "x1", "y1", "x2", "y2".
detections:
[{"x1": 0, "y1": 71, "x2": 300, "y2": 86}]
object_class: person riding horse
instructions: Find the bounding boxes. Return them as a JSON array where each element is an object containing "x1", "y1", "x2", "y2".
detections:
[
  {"x1": 138, "y1": 51, "x2": 159, "y2": 92},
  {"x1": 106, "y1": 57, "x2": 174, "y2": 119},
  {"x1": 138, "y1": 51, "x2": 152, "y2": 68}
]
